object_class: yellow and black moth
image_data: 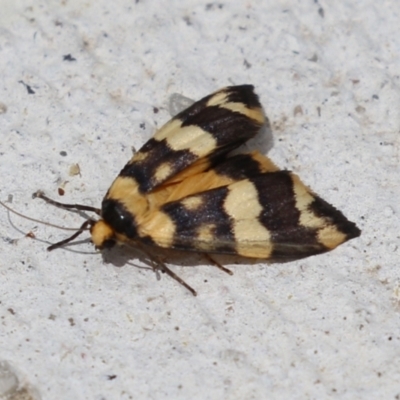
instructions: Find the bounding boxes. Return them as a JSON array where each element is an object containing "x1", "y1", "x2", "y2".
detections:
[{"x1": 35, "y1": 85, "x2": 360, "y2": 295}]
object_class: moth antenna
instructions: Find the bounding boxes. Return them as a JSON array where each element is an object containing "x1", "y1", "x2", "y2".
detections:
[
  {"x1": 0, "y1": 200, "x2": 88, "y2": 231},
  {"x1": 34, "y1": 191, "x2": 101, "y2": 215},
  {"x1": 47, "y1": 219, "x2": 95, "y2": 251}
]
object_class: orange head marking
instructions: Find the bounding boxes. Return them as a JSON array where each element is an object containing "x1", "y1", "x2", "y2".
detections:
[{"x1": 90, "y1": 220, "x2": 116, "y2": 249}]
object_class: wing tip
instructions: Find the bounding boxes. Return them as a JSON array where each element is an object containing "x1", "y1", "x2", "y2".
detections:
[{"x1": 223, "y1": 84, "x2": 262, "y2": 110}]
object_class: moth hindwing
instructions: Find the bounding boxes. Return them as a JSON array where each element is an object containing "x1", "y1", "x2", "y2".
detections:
[{"x1": 39, "y1": 85, "x2": 361, "y2": 295}]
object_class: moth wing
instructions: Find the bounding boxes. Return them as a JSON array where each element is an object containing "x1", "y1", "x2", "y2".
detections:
[
  {"x1": 118, "y1": 85, "x2": 265, "y2": 193},
  {"x1": 157, "y1": 151, "x2": 280, "y2": 202},
  {"x1": 138, "y1": 167, "x2": 361, "y2": 259}
]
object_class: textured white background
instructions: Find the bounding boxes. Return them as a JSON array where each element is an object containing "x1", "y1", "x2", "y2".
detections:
[{"x1": 0, "y1": 1, "x2": 399, "y2": 399}]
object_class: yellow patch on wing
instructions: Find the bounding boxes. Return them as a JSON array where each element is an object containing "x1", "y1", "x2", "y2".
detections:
[
  {"x1": 181, "y1": 195, "x2": 204, "y2": 211},
  {"x1": 141, "y1": 210, "x2": 176, "y2": 248},
  {"x1": 106, "y1": 176, "x2": 149, "y2": 220},
  {"x1": 107, "y1": 176, "x2": 140, "y2": 200},
  {"x1": 224, "y1": 179, "x2": 272, "y2": 258},
  {"x1": 196, "y1": 224, "x2": 217, "y2": 251},
  {"x1": 234, "y1": 219, "x2": 272, "y2": 258},
  {"x1": 205, "y1": 88, "x2": 265, "y2": 124},
  {"x1": 221, "y1": 102, "x2": 265, "y2": 125},
  {"x1": 166, "y1": 126, "x2": 217, "y2": 156},
  {"x1": 154, "y1": 162, "x2": 173, "y2": 184},
  {"x1": 317, "y1": 225, "x2": 347, "y2": 249},
  {"x1": 291, "y1": 174, "x2": 326, "y2": 229},
  {"x1": 154, "y1": 119, "x2": 217, "y2": 157},
  {"x1": 153, "y1": 119, "x2": 182, "y2": 142},
  {"x1": 206, "y1": 91, "x2": 228, "y2": 107},
  {"x1": 197, "y1": 223, "x2": 215, "y2": 240},
  {"x1": 291, "y1": 174, "x2": 349, "y2": 249},
  {"x1": 224, "y1": 180, "x2": 262, "y2": 219}
]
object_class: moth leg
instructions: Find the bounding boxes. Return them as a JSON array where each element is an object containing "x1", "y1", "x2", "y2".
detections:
[
  {"x1": 157, "y1": 262, "x2": 197, "y2": 297},
  {"x1": 137, "y1": 244, "x2": 197, "y2": 296},
  {"x1": 204, "y1": 254, "x2": 233, "y2": 276},
  {"x1": 34, "y1": 191, "x2": 101, "y2": 215}
]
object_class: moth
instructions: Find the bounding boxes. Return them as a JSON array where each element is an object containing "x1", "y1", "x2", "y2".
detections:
[{"x1": 33, "y1": 85, "x2": 360, "y2": 295}]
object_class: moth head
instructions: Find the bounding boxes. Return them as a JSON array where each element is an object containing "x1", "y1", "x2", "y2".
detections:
[{"x1": 90, "y1": 220, "x2": 116, "y2": 249}]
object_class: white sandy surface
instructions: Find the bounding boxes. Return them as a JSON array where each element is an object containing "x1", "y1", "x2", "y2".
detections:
[{"x1": 0, "y1": 1, "x2": 399, "y2": 399}]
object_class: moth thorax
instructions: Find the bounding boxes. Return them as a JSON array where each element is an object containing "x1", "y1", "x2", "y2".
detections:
[{"x1": 90, "y1": 220, "x2": 116, "y2": 249}]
